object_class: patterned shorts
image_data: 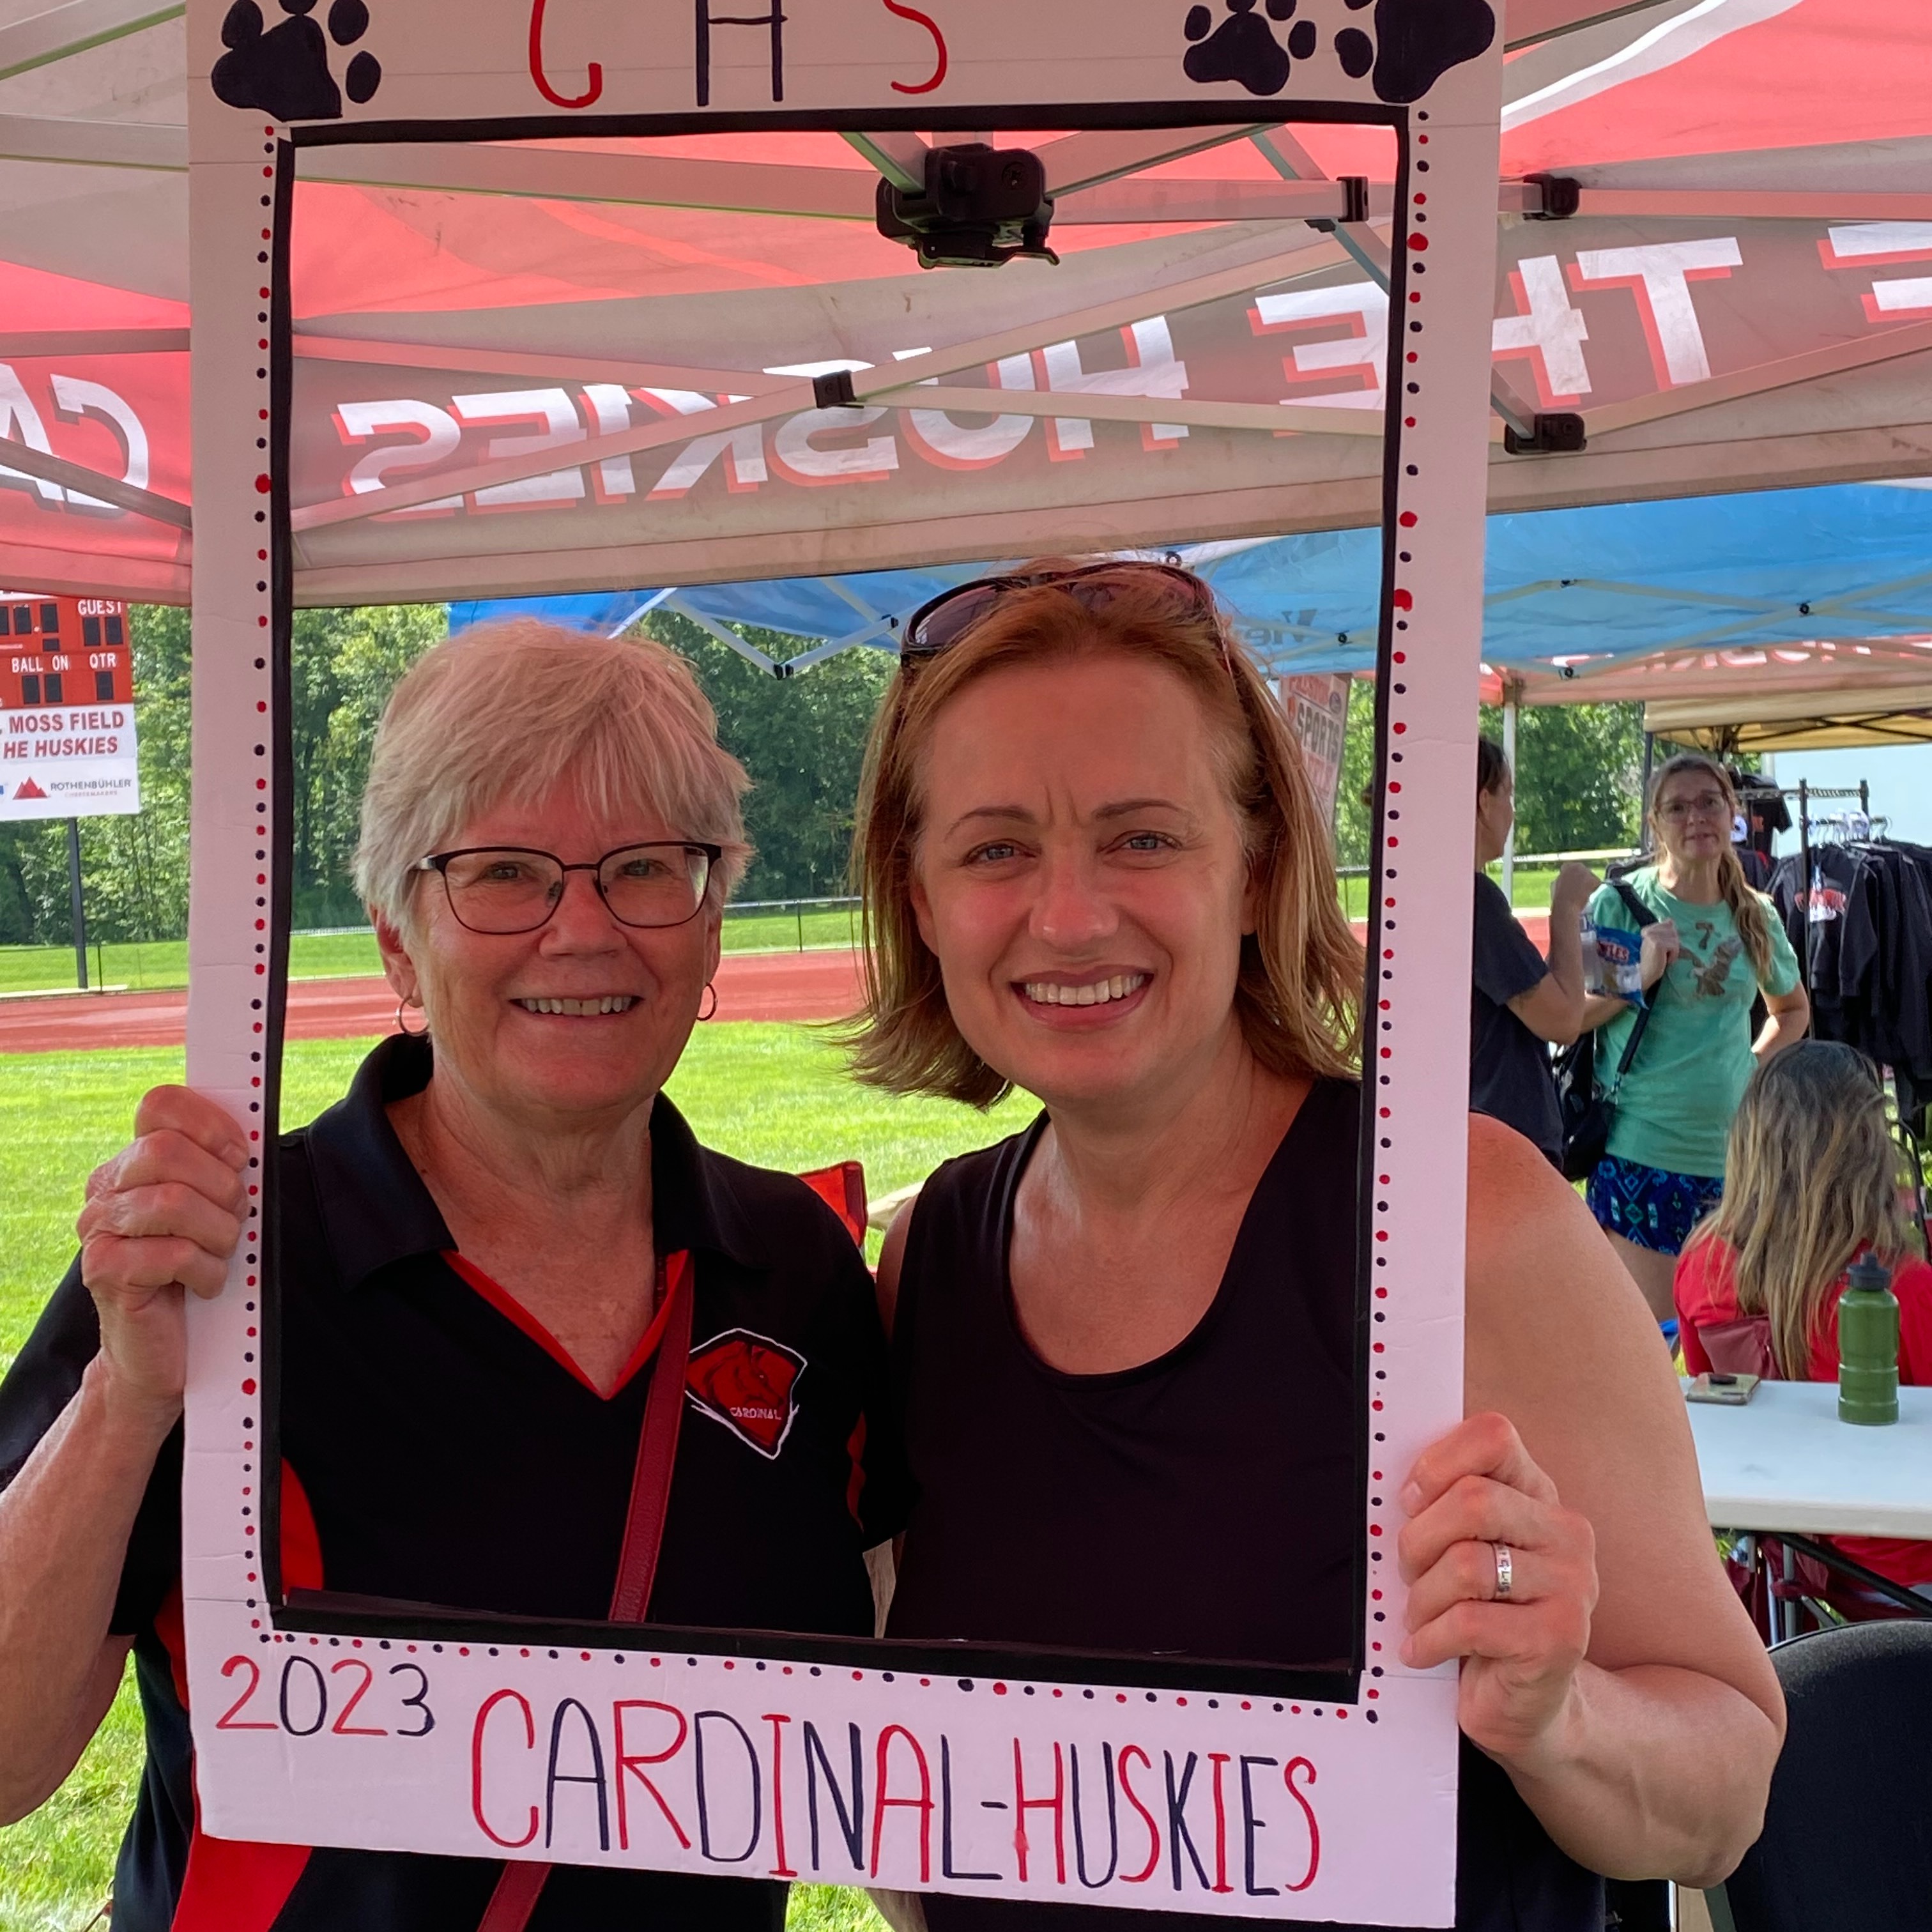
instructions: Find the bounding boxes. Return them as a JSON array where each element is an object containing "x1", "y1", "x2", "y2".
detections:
[{"x1": 1586, "y1": 1154, "x2": 1725, "y2": 1257}]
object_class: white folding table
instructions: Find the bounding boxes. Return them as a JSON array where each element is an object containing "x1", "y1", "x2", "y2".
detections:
[
  {"x1": 1683, "y1": 1381, "x2": 1932, "y2": 1538},
  {"x1": 1683, "y1": 1381, "x2": 1932, "y2": 1642}
]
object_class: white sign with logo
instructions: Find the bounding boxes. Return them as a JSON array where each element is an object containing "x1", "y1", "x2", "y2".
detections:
[
  {"x1": 0, "y1": 704, "x2": 140, "y2": 820},
  {"x1": 1276, "y1": 675, "x2": 1352, "y2": 829}
]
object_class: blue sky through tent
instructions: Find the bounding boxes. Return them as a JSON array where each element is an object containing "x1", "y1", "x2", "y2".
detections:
[{"x1": 1768, "y1": 747, "x2": 1932, "y2": 847}]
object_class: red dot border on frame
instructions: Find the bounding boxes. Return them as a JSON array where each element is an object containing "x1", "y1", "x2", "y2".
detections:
[
  {"x1": 1363, "y1": 105, "x2": 1438, "y2": 1623},
  {"x1": 244, "y1": 130, "x2": 278, "y2": 1612},
  {"x1": 215, "y1": 107, "x2": 1462, "y2": 1747}
]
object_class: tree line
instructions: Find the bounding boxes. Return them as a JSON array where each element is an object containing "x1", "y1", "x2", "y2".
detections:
[
  {"x1": 0, "y1": 604, "x2": 895, "y2": 944},
  {"x1": 1333, "y1": 677, "x2": 1645, "y2": 869},
  {"x1": 0, "y1": 606, "x2": 1642, "y2": 948}
]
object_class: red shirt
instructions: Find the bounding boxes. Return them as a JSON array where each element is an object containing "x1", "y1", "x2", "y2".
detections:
[{"x1": 1675, "y1": 1238, "x2": 1932, "y2": 1586}]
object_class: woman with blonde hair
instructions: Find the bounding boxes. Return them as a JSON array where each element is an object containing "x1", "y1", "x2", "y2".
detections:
[
  {"x1": 854, "y1": 560, "x2": 1781, "y2": 1929},
  {"x1": 0, "y1": 622, "x2": 907, "y2": 1932},
  {"x1": 1676, "y1": 1039, "x2": 1932, "y2": 1592},
  {"x1": 1581, "y1": 752, "x2": 1809, "y2": 1321}
]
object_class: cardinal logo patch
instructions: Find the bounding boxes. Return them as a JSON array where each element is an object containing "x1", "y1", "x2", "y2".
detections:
[{"x1": 686, "y1": 1330, "x2": 804, "y2": 1459}]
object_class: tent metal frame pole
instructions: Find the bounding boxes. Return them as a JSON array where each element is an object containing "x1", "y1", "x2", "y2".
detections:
[
  {"x1": 65, "y1": 816, "x2": 88, "y2": 992},
  {"x1": 1638, "y1": 732, "x2": 1655, "y2": 852},
  {"x1": 1034, "y1": 125, "x2": 1275, "y2": 195},
  {"x1": 0, "y1": 429, "x2": 194, "y2": 528},
  {"x1": 1797, "y1": 778, "x2": 1812, "y2": 1000},
  {"x1": 1581, "y1": 320, "x2": 1932, "y2": 440},
  {"x1": 14, "y1": 111, "x2": 1932, "y2": 228},
  {"x1": 0, "y1": 114, "x2": 1386, "y2": 222},
  {"x1": 0, "y1": 0, "x2": 180, "y2": 84},
  {"x1": 662, "y1": 597, "x2": 780, "y2": 675},
  {"x1": 1501, "y1": 0, "x2": 1673, "y2": 50},
  {"x1": 871, "y1": 385, "x2": 1384, "y2": 437},
  {"x1": 1500, "y1": 680, "x2": 1522, "y2": 903},
  {"x1": 1571, "y1": 188, "x2": 1932, "y2": 222},
  {"x1": 292, "y1": 334, "x2": 801, "y2": 395}
]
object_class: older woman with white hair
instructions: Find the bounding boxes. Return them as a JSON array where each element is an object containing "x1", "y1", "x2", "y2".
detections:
[{"x1": 0, "y1": 623, "x2": 907, "y2": 1932}]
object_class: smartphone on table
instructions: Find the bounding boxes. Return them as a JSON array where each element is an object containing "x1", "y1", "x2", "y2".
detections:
[{"x1": 1685, "y1": 1372, "x2": 1761, "y2": 1406}]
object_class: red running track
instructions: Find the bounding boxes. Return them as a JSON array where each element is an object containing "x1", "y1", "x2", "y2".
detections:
[
  {"x1": 0, "y1": 947, "x2": 870, "y2": 1054},
  {"x1": 0, "y1": 915, "x2": 1549, "y2": 1055}
]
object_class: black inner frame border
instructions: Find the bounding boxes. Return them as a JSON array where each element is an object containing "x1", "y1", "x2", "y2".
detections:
[{"x1": 259, "y1": 95, "x2": 1413, "y2": 1708}]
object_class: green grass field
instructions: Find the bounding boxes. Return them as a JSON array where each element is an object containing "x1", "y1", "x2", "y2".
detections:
[
  {"x1": 1335, "y1": 862, "x2": 1567, "y2": 921},
  {"x1": 0, "y1": 907, "x2": 869, "y2": 998},
  {"x1": 1, "y1": 868, "x2": 1583, "y2": 998},
  {"x1": 0, "y1": 1026, "x2": 1031, "y2": 1931}
]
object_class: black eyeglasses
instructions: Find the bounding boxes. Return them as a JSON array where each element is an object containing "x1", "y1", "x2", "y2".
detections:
[
  {"x1": 900, "y1": 561, "x2": 1225, "y2": 663},
  {"x1": 415, "y1": 843, "x2": 723, "y2": 935}
]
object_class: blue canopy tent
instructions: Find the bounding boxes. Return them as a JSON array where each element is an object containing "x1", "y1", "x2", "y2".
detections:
[{"x1": 453, "y1": 484, "x2": 1932, "y2": 717}]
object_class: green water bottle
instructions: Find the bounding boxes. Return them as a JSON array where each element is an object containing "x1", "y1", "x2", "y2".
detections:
[{"x1": 1838, "y1": 1252, "x2": 1899, "y2": 1426}]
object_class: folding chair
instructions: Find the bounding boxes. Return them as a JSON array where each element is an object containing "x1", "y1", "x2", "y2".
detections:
[
  {"x1": 1707, "y1": 1620, "x2": 1932, "y2": 1931},
  {"x1": 797, "y1": 1160, "x2": 868, "y2": 1250},
  {"x1": 1728, "y1": 1530, "x2": 1932, "y2": 1644}
]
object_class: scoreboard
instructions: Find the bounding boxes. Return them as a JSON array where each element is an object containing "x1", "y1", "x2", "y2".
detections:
[
  {"x1": 2, "y1": 595, "x2": 133, "y2": 709},
  {"x1": 1, "y1": 594, "x2": 140, "y2": 821}
]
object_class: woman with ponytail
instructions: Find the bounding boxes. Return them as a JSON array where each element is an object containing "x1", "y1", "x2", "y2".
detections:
[{"x1": 1581, "y1": 753, "x2": 1809, "y2": 1321}]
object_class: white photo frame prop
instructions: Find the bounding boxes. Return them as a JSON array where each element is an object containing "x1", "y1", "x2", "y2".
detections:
[{"x1": 183, "y1": 1, "x2": 1502, "y2": 1919}]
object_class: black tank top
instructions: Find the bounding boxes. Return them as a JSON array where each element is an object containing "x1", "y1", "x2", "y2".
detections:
[{"x1": 887, "y1": 1078, "x2": 1607, "y2": 1932}]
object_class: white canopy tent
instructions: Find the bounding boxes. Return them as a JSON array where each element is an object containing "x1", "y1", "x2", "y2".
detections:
[
  {"x1": 1638, "y1": 684, "x2": 1932, "y2": 749},
  {"x1": 3, "y1": 0, "x2": 1932, "y2": 604},
  {"x1": 1496, "y1": 635, "x2": 1932, "y2": 751},
  {"x1": 1641, "y1": 678, "x2": 1932, "y2": 751}
]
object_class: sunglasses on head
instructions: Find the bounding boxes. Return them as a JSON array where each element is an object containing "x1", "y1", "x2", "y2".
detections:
[{"x1": 899, "y1": 561, "x2": 1226, "y2": 664}]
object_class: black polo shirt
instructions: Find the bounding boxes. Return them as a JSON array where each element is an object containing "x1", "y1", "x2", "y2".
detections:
[{"x1": 0, "y1": 1034, "x2": 909, "y2": 1932}]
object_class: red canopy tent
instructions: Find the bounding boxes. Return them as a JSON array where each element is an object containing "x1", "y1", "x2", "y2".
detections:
[{"x1": 1, "y1": 0, "x2": 1930, "y2": 604}]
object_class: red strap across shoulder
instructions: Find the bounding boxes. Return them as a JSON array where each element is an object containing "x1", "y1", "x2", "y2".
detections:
[
  {"x1": 475, "y1": 1251, "x2": 694, "y2": 1931},
  {"x1": 475, "y1": 1857, "x2": 549, "y2": 1932},
  {"x1": 611, "y1": 1251, "x2": 693, "y2": 1623}
]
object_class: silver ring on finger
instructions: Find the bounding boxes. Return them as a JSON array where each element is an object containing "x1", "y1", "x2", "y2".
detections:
[{"x1": 1491, "y1": 1542, "x2": 1514, "y2": 1601}]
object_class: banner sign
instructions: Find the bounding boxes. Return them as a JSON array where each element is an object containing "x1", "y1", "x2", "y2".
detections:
[
  {"x1": 0, "y1": 312, "x2": 192, "y2": 602},
  {"x1": 1277, "y1": 674, "x2": 1352, "y2": 829},
  {"x1": 7, "y1": 220, "x2": 1932, "y2": 604},
  {"x1": 187, "y1": 0, "x2": 1504, "y2": 1917},
  {"x1": 0, "y1": 594, "x2": 138, "y2": 820}
]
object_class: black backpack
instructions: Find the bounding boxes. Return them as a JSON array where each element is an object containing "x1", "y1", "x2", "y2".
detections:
[{"x1": 1552, "y1": 877, "x2": 1656, "y2": 1183}]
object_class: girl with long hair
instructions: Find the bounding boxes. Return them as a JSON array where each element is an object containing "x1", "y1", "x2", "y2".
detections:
[
  {"x1": 1581, "y1": 752, "x2": 1809, "y2": 1321},
  {"x1": 1676, "y1": 1040, "x2": 1932, "y2": 1591},
  {"x1": 852, "y1": 560, "x2": 1781, "y2": 1929}
]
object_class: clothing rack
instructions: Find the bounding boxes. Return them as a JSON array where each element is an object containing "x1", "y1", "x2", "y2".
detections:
[
  {"x1": 1805, "y1": 813, "x2": 1888, "y2": 841},
  {"x1": 1780, "y1": 782, "x2": 1871, "y2": 1002},
  {"x1": 1768, "y1": 794, "x2": 1932, "y2": 1153}
]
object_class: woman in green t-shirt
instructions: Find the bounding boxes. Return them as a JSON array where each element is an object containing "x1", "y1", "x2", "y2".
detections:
[{"x1": 1581, "y1": 753, "x2": 1809, "y2": 1321}]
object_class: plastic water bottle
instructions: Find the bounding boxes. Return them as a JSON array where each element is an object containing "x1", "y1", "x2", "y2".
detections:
[{"x1": 1838, "y1": 1253, "x2": 1899, "y2": 1427}]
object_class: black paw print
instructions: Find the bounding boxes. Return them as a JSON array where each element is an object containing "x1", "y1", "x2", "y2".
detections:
[
  {"x1": 1183, "y1": 0, "x2": 1316, "y2": 98},
  {"x1": 211, "y1": 0, "x2": 380, "y2": 121},
  {"x1": 1334, "y1": 0, "x2": 1496, "y2": 104}
]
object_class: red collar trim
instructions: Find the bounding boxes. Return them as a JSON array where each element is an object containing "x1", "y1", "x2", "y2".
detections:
[{"x1": 443, "y1": 1248, "x2": 691, "y2": 1401}]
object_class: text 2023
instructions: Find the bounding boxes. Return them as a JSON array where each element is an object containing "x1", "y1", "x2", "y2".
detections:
[{"x1": 216, "y1": 1651, "x2": 435, "y2": 1738}]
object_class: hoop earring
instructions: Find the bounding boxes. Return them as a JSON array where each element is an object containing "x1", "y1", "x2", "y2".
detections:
[
  {"x1": 395, "y1": 996, "x2": 428, "y2": 1038},
  {"x1": 698, "y1": 983, "x2": 718, "y2": 1023}
]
